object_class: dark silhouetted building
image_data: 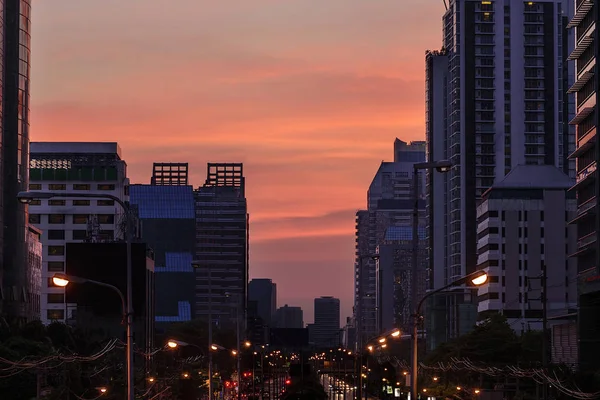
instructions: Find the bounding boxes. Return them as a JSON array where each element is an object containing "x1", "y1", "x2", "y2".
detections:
[
  {"x1": 313, "y1": 297, "x2": 340, "y2": 348},
  {"x1": 0, "y1": 0, "x2": 35, "y2": 323},
  {"x1": 65, "y1": 242, "x2": 155, "y2": 354},
  {"x1": 130, "y1": 175, "x2": 196, "y2": 329},
  {"x1": 194, "y1": 163, "x2": 248, "y2": 327},
  {"x1": 248, "y1": 278, "x2": 276, "y2": 326},
  {"x1": 274, "y1": 304, "x2": 304, "y2": 329},
  {"x1": 151, "y1": 163, "x2": 189, "y2": 186}
]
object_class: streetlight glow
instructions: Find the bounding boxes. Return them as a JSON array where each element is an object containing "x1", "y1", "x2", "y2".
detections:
[
  {"x1": 244, "y1": 341, "x2": 251, "y2": 348},
  {"x1": 378, "y1": 338, "x2": 386, "y2": 343},
  {"x1": 52, "y1": 276, "x2": 69, "y2": 287},
  {"x1": 391, "y1": 330, "x2": 400, "y2": 337},
  {"x1": 167, "y1": 341, "x2": 178, "y2": 349},
  {"x1": 471, "y1": 273, "x2": 488, "y2": 286},
  {"x1": 211, "y1": 345, "x2": 218, "y2": 351}
]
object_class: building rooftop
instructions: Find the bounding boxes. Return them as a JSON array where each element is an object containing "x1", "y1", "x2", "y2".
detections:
[
  {"x1": 488, "y1": 164, "x2": 574, "y2": 191},
  {"x1": 30, "y1": 142, "x2": 122, "y2": 158}
]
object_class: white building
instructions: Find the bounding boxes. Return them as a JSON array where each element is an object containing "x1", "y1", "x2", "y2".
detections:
[
  {"x1": 28, "y1": 142, "x2": 129, "y2": 324},
  {"x1": 476, "y1": 165, "x2": 577, "y2": 332},
  {"x1": 426, "y1": 0, "x2": 575, "y2": 347}
]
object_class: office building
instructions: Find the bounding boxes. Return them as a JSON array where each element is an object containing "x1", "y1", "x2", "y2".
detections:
[
  {"x1": 426, "y1": 0, "x2": 575, "y2": 348},
  {"x1": 28, "y1": 142, "x2": 129, "y2": 324},
  {"x1": 150, "y1": 163, "x2": 189, "y2": 186},
  {"x1": 129, "y1": 163, "x2": 196, "y2": 328},
  {"x1": 248, "y1": 278, "x2": 277, "y2": 326},
  {"x1": 476, "y1": 165, "x2": 577, "y2": 333},
  {"x1": 0, "y1": 0, "x2": 34, "y2": 322},
  {"x1": 194, "y1": 163, "x2": 249, "y2": 326},
  {"x1": 376, "y1": 226, "x2": 427, "y2": 333},
  {"x1": 566, "y1": 0, "x2": 600, "y2": 371},
  {"x1": 274, "y1": 304, "x2": 304, "y2": 329},
  {"x1": 354, "y1": 139, "x2": 425, "y2": 346},
  {"x1": 313, "y1": 296, "x2": 340, "y2": 348}
]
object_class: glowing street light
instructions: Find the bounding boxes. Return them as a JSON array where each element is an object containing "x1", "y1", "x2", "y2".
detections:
[{"x1": 391, "y1": 330, "x2": 401, "y2": 337}]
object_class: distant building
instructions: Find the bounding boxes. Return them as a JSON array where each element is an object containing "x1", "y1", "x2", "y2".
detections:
[
  {"x1": 376, "y1": 226, "x2": 427, "y2": 333},
  {"x1": 355, "y1": 139, "x2": 426, "y2": 347},
  {"x1": 313, "y1": 296, "x2": 340, "y2": 348},
  {"x1": 26, "y1": 226, "x2": 43, "y2": 318},
  {"x1": 129, "y1": 164, "x2": 196, "y2": 328},
  {"x1": 151, "y1": 163, "x2": 189, "y2": 186},
  {"x1": 248, "y1": 278, "x2": 277, "y2": 326},
  {"x1": 194, "y1": 163, "x2": 249, "y2": 326},
  {"x1": 274, "y1": 304, "x2": 303, "y2": 329},
  {"x1": 28, "y1": 142, "x2": 129, "y2": 324},
  {"x1": 476, "y1": 165, "x2": 577, "y2": 333}
]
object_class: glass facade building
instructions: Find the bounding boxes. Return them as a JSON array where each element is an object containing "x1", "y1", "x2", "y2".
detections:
[
  {"x1": 0, "y1": 0, "x2": 34, "y2": 322},
  {"x1": 129, "y1": 184, "x2": 196, "y2": 327}
]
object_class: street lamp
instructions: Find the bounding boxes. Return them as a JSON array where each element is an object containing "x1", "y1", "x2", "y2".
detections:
[
  {"x1": 19, "y1": 190, "x2": 135, "y2": 400},
  {"x1": 51, "y1": 273, "x2": 126, "y2": 317},
  {"x1": 410, "y1": 270, "x2": 488, "y2": 400}
]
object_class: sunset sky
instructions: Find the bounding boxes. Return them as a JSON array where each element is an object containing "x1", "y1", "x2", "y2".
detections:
[{"x1": 31, "y1": 0, "x2": 445, "y2": 324}]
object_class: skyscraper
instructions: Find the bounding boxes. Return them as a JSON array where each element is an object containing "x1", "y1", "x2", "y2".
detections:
[
  {"x1": 248, "y1": 278, "x2": 277, "y2": 326},
  {"x1": 354, "y1": 139, "x2": 425, "y2": 346},
  {"x1": 0, "y1": 0, "x2": 34, "y2": 322},
  {"x1": 313, "y1": 296, "x2": 340, "y2": 348},
  {"x1": 426, "y1": 0, "x2": 574, "y2": 347},
  {"x1": 274, "y1": 304, "x2": 304, "y2": 329},
  {"x1": 566, "y1": 0, "x2": 599, "y2": 371},
  {"x1": 194, "y1": 163, "x2": 249, "y2": 326}
]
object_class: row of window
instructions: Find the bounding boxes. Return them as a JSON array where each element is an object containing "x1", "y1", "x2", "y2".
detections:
[
  {"x1": 29, "y1": 183, "x2": 116, "y2": 191},
  {"x1": 29, "y1": 199, "x2": 115, "y2": 207},
  {"x1": 29, "y1": 214, "x2": 115, "y2": 224},
  {"x1": 46, "y1": 230, "x2": 115, "y2": 242}
]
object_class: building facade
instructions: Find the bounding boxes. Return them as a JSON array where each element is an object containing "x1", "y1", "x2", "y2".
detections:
[
  {"x1": 274, "y1": 304, "x2": 304, "y2": 329},
  {"x1": 313, "y1": 296, "x2": 340, "y2": 348},
  {"x1": 194, "y1": 163, "x2": 248, "y2": 326},
  {"x1": 28, "y1": 142, "x2": 129, "y2": 324},
  {"x1": 248, "y1": 278, "x2": 277, "y2": 327},
  {"x1": 376, "y1": 226, "x2": 427, "y2": 333},
  {"x1": 567, "y1": 0, "x2": 600, "y2": 372},
  {"x1": 476, "y1": 165, "x2": 577, "y2": 333},
  {"x1": 354, "y1": 139, "x2": 425, "y2": 347},
  {"x1": 0, "y1": 0, "x2": 34, "y2": 322},
  {"x1": 426, "y1": 0, "x2": 575, "y2": 348},
  {"x1": 129, "y1": 169, "x2": 196, "y2": 328}
]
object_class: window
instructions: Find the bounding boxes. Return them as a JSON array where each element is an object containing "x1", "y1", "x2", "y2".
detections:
[
  {"x1": 97, "y1": 184, "x2": 115, "y2": 190},
  {"x1": 29, "y1": 214, "x2": 41, "y2": 224},
  {"x1": 73, "y1": 214, "x2": 88, "y2": 224},
  {"x1": 73, "y1": 184, "x2": 90, "y2": 190},
  {"x1": 98, "y1": 215, "x2": 115, "y2": 224},
  {"x1": 48, "y1": 214, "x2": 66, "y2": 224},
  {"x1": 47, "y1": 293, "x2": 65, "y2": 303},
  {"x1": 48, "y1": 184, "x2": 66, "y2": 190},
  {"x1": 29, "y1": 183, "x2": 41, "y2": 190},
  {"x1": 49, "y1": 200, "x2": 66, "y2": 206},
  {"x1": 72, "y1": 200, "x2": 90, "y2": 206},
  {"x1": 47, "y1": 230, "x2": 65, "y2": 240},
  {"x1": 47, "y1": 261, "x2": 64, "y2": 272},
  {"x1": 29, "y1": 199, "x2": 41, "y2": 206},
  {"x1": 48, "y1": 246, "x2": 65, "y2": 256},
  {"x1": 72, "y1": 230, "x2": 88, "y2": 240},
  {"x1": 97, "y1": 200, "x2": 115, "y2": 206},
  {"x1": 47, "y1": 309, "x2": 64, "y2": 320}
]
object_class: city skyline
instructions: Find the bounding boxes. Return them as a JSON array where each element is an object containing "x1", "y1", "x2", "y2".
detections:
[{"x1": 30, "y1": 0, "x2": 444, "y2": 323}]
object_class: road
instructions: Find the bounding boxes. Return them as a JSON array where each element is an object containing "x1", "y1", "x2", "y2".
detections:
[{"x1": 320, "y1": 374, "x2": 379, "y2": 400}]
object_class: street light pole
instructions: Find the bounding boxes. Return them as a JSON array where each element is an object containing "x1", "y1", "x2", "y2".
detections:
[
  {"x1": 410, "y1": 269, "x2": 488, "y2": 399},
  {"x1": 408, "y1": 161, "x2": 451, "y2": 400},
  {"x1": 18, "y1": 191, "x2": 135, "y2": 400}
]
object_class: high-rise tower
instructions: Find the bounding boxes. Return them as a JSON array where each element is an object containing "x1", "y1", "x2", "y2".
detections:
[{"x1": 0, "y1": 0, "x2": 34, "y2": 322}]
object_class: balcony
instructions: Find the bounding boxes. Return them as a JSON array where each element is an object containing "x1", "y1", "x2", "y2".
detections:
[
  {"x1": 568, "y1": 35, "x2": 594, "y2": 61},
  {"x1": 577, "y1": 161, "x2": 597, "y2": 185},
  {"x1": 578, "y1": 232, "x2": 597, "y2": 250},
  {"x1": 568, "y1": 0, "x2": 594, "y2": 29}
]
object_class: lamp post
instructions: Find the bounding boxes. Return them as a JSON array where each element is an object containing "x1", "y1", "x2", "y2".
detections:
[
  {"x1": 409, "y1": 161, "x2": 451, "y2": 400},
  {"x1": 409, "y1": 270, "x2": 488, "y2": 400},
  {"x1": 19, "y1": 191, "x2": 135, "y2": 400}
]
